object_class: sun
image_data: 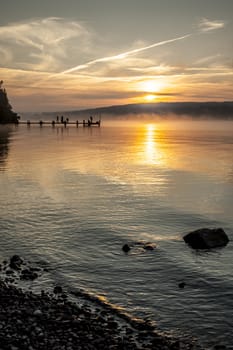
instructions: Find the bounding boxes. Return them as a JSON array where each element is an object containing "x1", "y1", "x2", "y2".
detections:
[
  {"x1": 132, "y1": 79, "x2": 168, "y2": 104},
  {"x1": 136, "y1": 79, "x2": 165, "y2": 102},
  {"x1": 145, "y1": 94, "x2": 156, "y2": 101}
]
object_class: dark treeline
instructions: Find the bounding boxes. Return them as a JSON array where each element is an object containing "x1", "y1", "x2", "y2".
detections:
[{"x1": 0, "y1": 81, "x2": 19, "y2": 124}]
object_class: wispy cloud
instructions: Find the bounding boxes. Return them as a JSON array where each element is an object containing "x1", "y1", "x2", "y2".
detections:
[
  {"x1": 198, "y1": 18, "x2": 225, "y2": 32},
  {"x1": 0, "y1": 15, "x2": 231, "y2": 111},
  {"x1": 56, "y1": 17, "x2": 225, "y2": 76},
  {"x1": 0, "y1": 16, "x2": 225, "y2": 79},
  {"x1": 0, "y1": 17, "x2": 93, "y2": 72},
  {"x1": 59, "y1": 34, "x2": 191, "y2": 75},
  {"x1": 0, "y1": 47, "x2": 12, "y2": 64},
  {"x1": 195, "y1": 54, "x2": 222, "y2": 65}
]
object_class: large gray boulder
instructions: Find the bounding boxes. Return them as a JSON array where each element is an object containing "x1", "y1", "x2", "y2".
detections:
[{"x1": 183, "y1": 228, "x2": 229, "y2": 249}]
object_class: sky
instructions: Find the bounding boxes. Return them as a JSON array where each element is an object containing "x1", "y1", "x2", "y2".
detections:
[{"x1": 0, "y1": 0, "x2": 232, "y2": 112}]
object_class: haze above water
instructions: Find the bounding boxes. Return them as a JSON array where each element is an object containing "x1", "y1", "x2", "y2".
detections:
[{"x1": 0, "y1": 118, "x2": 233, "y2": 349}]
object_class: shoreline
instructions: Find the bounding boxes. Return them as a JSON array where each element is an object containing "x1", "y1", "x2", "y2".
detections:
[{"x1": 0, "y1": 256, "x2": 201, "y2": 350}]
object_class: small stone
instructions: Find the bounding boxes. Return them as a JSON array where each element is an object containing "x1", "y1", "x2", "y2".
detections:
[
  {"x1": 122, "y1": 244, "x2": 131, "y2": 253},
  {"x1": 20, "y1": 269, "x2": 38, "y2": 280},
  {"x1": 33, "y1": 309, "x2": 42, "y2": 316},
  {"x1": 143, "y1": 244, "x2": 155, "y2": 251},
  {"x1": 9, "y1": 255, "x2": 23, "y2": 270},
  {"x1": 35, "y1": 327, "x2": 42, "y2": 333},
  {"x1": 53, "y1": 285, "x2": 63, "y2": 294}
]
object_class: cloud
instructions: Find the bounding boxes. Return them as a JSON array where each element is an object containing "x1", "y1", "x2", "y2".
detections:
[
  {"x1": 129, "y1": 64, "x2": 178, "y2": 75},
  {"x1": 195, "y1": 54, "x2": 222, "y2": 65},
  {"x1": 0, "y1": 47, "x2": 12, "y2": 64},
  {"x1": 1, "y1": 16, "x2": 231, "y2": 112},
  {"x1": 1, "y1": 15, "x2": 223, "y2": 83},
  {"x1": 59, "y1": 34, "x2": 191, "y2": 75},
  {"x1": 198, "y1": 18, "x2": 225, "y2": 32},
  {"x1": 0, "y1": 17, "x2": 93, "y2": 72}
]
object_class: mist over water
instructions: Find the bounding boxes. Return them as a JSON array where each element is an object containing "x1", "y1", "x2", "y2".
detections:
[{"x1": 0, "y1": 119, "x2": 233, "y2": 348}]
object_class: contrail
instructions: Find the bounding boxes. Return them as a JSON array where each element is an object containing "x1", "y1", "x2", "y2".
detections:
[
  {"x1": 32, "y1": 32, "x2": 191, "y2": 87},
  {"x1": 59, "y1": 33, "x2": 191, "y2": 75}
]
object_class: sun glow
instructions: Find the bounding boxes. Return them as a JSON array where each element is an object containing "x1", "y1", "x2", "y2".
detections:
[
  {"x1": 140, "y1": 80, "x2": 164, "y2": 93},
  {"x1": 145, "y1": 94, "x2": 156, "y2": 101},
  {"x1": 136, "y1": 79, "x2": 166, "y2": 103}
]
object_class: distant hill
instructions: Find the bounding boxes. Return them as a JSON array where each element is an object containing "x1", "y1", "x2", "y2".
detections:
[
  {"x1": 47, "y1": 102, "x2": 233, "y2": 120},
  {"x1": 25, "y1": 102, "x2": 233, "y2": 121}
]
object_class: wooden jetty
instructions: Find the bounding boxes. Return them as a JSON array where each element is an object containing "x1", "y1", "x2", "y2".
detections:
[{"x1": 18, "y1": 117, "x2": 101, "y2": 128}]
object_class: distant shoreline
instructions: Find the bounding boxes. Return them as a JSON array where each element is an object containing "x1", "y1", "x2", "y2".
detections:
[{"x1": 18, "y1": 101, "x2": 233, "y2": 120}]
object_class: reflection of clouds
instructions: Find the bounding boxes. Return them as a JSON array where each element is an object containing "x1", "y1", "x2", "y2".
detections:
[{"x1": 0, "y1": 126, "x2": 11, "y2": 171}]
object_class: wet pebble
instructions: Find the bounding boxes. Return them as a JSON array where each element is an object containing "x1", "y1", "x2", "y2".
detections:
[{"x1": 0, "y1": 256, "x2": 202, "y2": 350}]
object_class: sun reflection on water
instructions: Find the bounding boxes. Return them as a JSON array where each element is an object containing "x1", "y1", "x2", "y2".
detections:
[{"x1": 143, "y1": 124, "x2": 164, "y2": 166}]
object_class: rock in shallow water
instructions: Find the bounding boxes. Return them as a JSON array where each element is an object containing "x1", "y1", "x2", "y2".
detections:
[
  {"x1": 143, "y1": 243, "x2": 155, "y2": 251},
  {"x1": 122, "y1": 241, "x2": 156, "y2": 254},
  {"x1": 183, "y1": 228, "x2": 229, "y2": 249},
  {"x1": 9, "y1": 255, "x2": 23, "y2": 270},
  {"x1": 122, "y1": 244, "x2": 131, "y2": 253},
  {"x1": 53, "y1": 285, "x2": 63, "y2": 294},
  {"x1": 20, "y1": 269, "x2": 38, "y2": 281}
]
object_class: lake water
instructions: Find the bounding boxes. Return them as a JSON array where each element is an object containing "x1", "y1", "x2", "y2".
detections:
[{"x1": 0, "y1": 119, "x2": 233, "y2": 349}]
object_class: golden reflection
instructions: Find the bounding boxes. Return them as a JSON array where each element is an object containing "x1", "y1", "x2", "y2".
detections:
[{"x1": 143, "y1": 124, "x2": 164, "y2": 166}]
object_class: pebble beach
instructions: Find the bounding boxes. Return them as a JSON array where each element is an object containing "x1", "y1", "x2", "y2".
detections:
[{"x1": 0, "y1": 256, "x2": 201, "y2": 350}]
